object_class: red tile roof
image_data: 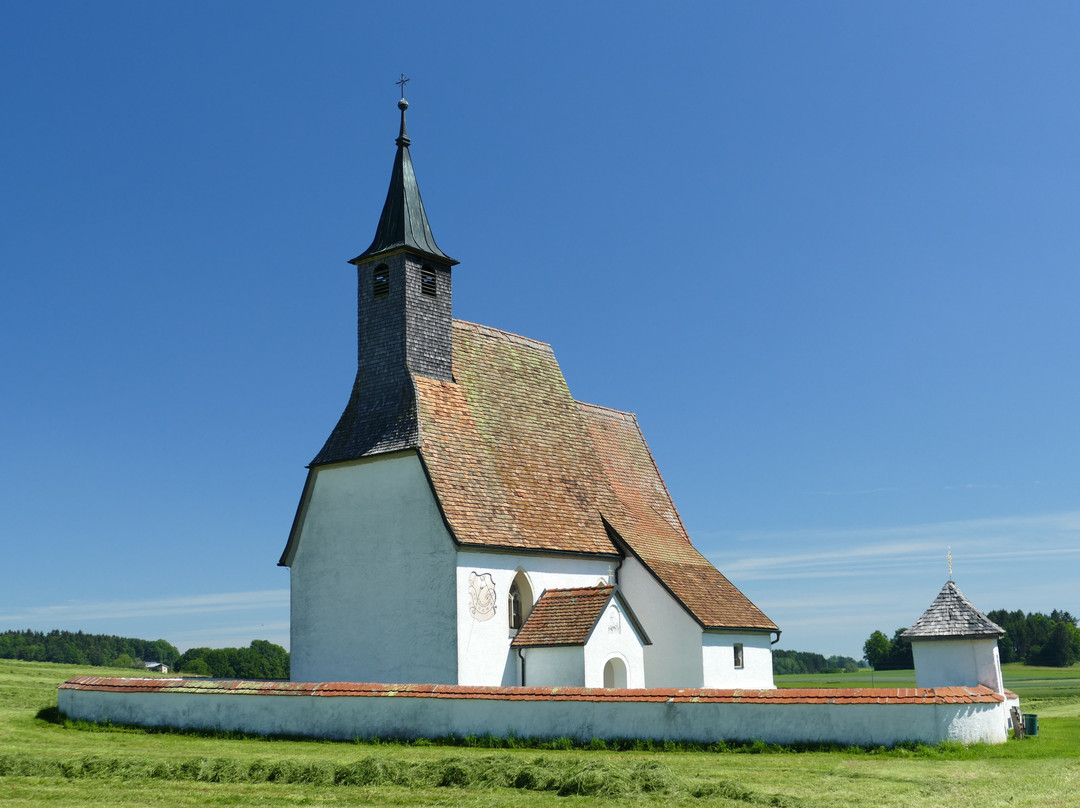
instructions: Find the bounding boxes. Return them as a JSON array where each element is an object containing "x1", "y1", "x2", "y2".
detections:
[
  {"x1": 413, "y1": 320, "x2": 776, "y2": 631},
  {"x1": 60, "y1": 676, "x2": 1005, "y2": 705},
  {"x1": 414, "y1": 322, "x2": 618, "y2": 556},
  {"x1": 579, "y1": 402, "x2": 777, "y2": 631},
  {"x1": 511, "y1": 586, "x2": 614, "y2": 647}
]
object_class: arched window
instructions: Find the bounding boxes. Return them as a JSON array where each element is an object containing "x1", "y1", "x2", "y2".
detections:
[
  {"x1": 508, "y1": 570, "x2": 533, "y2": 631},
  {"x1": 603, "y1": 657, "x2": 627, "y2": 689}
]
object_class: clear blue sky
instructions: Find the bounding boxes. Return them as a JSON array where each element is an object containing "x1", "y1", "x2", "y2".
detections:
[{"x1": 3, "y1": 3, "x2": 1078, "y2": 661}]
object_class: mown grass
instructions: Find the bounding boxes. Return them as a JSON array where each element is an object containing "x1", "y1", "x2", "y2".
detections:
[{"x1": 2, "y1": 659, "x2": 1080, "y2": 806}]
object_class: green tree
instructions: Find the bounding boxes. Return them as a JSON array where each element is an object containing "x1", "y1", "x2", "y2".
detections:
[
  {"x1": 863, "y1": 630, "x2": 891, "y2": 669},
  {"x1": 181, "y1": 658, "x2": 211, "y2": 677},
  {"x1": 111, "y1": 653, "x2": 135, "y2": 669},
  {"x1": 1032, "y1": 621, "x2": 1080, "y2": 667}
]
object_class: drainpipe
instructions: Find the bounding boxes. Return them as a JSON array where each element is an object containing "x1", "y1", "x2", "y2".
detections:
[
  {"x1": 610, "y1": 556, "x2": 623, "y2": 586},
  {"x1": 770, "y1": 631, "x2": 782, "y2": 645},
  {"x1": 517, "y1": 648, "x2": 526, "y2": 686}
]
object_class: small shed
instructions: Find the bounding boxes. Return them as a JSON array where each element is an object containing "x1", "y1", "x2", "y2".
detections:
[
  {"x1": 901, "y1": 580, "x2": 1005, "y2": 693},
  {"x1": 511, "y1": 585, "x2": 651, "y2": 688}
]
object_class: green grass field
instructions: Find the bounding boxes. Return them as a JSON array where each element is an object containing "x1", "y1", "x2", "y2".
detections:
[{"x1": 2, "y1": 659, "x2": 1079, "y2": 806}]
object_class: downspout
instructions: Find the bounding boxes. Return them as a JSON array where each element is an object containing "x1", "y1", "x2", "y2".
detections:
[
  {"x1": 770, "y1": 631, "x2": 782, "y2": 645},
  {"x1": 517, "y1": 648, "x2": 526, "y2": 686}
]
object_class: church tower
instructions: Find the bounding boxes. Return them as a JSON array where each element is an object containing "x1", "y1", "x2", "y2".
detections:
[{"x1": 312, "y1": 93, "x2": 458, "y2": 466}]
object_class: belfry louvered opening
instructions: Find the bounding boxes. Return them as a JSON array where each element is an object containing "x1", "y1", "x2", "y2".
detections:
[
  {"x1": 373, "y1": 265, "x2": 389, "y2": 299},
  {"x1": 421, "y1": 266, "x2": 437, "y2": 297}
]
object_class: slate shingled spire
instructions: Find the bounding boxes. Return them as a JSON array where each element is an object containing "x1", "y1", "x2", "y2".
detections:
[
  {"x1": 901, "y1": 580, "x2": 1005, "y2": 641},
  {"x1": 350, "y1": 97, "x2": 457, "y2": 266},
  {"x1": 312, "y1": 94, "x2": 456, "y2": 466}
]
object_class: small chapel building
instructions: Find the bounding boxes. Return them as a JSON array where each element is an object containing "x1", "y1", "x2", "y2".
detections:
[
  {"x1": 901, "y1": 579, "x2": 1007, "y2": 694},
  {"x1": 278, "y1": 96, "x2": 778, "y2": 690}
]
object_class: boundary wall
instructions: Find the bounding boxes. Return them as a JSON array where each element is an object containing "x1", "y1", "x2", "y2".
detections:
[{"x1": 58, "y1": 677, "x2": 1011, "y2": 746}]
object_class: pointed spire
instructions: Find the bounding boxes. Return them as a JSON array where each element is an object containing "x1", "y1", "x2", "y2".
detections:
[{"x1": 350, "y1": 92, "x2": 457, "y2": 266}]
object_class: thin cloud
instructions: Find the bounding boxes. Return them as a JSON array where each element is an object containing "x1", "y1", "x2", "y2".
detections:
[
  {"x1": 812, "y1": 487, "x2": 905, "y2": 497},
  {"x1": 705, "y1": 511, "x2": 1080, "y2": 581},
  {"x1": 0, "y1": 589, "x2": 289, "y2": 624}
]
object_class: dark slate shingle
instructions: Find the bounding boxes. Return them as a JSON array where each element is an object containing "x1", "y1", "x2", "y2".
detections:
[{"x1": 901, "y1": 580, "x2": 1005, "y2": 641}]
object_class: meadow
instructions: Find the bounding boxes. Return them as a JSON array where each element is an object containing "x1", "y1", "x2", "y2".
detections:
[{"x1": 2, "y1": 659, "x2": 1079, "y2": 806}]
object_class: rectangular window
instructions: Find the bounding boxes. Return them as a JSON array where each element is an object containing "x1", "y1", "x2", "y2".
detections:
[
  {"x1": 373, "y1": 265, "x2": 389, "y2": 299},
  {"x1": 421, "y1": 268, "x2": 437, "y2": 297},
  {"x1": 733, "y1": 643, "x2": 744, "y2": 670}
]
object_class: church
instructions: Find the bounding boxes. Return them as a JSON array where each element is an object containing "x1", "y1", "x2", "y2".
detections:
[
  {"x1": 277, "y1": 94, "x2": 779, "y2": 690},
  {"x1": 59, "y1": 95, "x2": 1019, "y2": 748}
]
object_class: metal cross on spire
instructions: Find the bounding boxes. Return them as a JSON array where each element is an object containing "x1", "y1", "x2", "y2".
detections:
[
  {"x1": 948, "y1": 546, "x2": 953, "y2": 579},
  {"x1": 396, "y1": 73, "x2": 410, "y2": 99}
]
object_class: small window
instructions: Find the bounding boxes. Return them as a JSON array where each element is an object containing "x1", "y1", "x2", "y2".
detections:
[
  {"x1": 373, "y1": 265, "x2": 389, "y2": 299},
  {"x1": 508, "y1": 585, "x2": 523, "y2": 630},
  {"x1": 421, "y1": 267, "x2": 437, "y2": 297},
  {"x1": 733, "y1": 643, "x2": 744, "y2": 670}
]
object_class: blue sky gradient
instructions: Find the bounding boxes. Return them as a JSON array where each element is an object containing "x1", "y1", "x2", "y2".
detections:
[{"x1": 3, "y1": 3, "x2": 1078, "y2": 659}]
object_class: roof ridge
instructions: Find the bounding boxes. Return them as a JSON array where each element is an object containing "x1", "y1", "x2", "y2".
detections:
[
  {"x1": 543, "y1": 584, "x2": 613, "y2": 594},
  {"x1": 452, "y1": 319, "x2": 553, "y2": 353},
  {"x1": 577, "y1": 401, "x2": 637, "y2": 420}
]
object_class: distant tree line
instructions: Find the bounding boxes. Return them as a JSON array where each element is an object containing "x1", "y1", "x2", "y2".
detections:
[
  {"x1": 0, "y1": 630, "x2": 290, "y2": 678},
  {"x1": 986, "y1": 609, "x2": 1080, "y2": 667},
  {"x1": 863, "y1": 609, "x2": 1080, "y2": 669},
  {"x1": 772, "y1": 650, "x2": 861, "y2": 675},
  {"x1": 174, "y1": 640, "x2": 289, "y2": 679},
  {"x1": 0, "y1": 629, "x2": 179, "y2": 669}
]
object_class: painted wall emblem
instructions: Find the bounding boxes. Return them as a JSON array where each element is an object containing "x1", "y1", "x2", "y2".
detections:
[
  {"x1": 468, "y1": 572, "x2": 497, "y2": 622},
  {"x1": 608, "y1": 606, "x2": 622, "y2": 634}
]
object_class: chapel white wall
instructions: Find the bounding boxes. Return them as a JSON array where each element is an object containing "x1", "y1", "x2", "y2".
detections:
[
  {"x1": 912, "y1": 638, "x2": 1004, "y2": 693},
  {"x1": 288, "y1": 452, "x2": 458, "y2": 684},
  {"x1": 582, "y1": 601, "x2": 647, "y2": 688},
  {"x1": 702, "y1": 632, "x2": 775, "y2": 689},
  {"x1": 617, "y1": 556, "x2": 705, "y2": 687},
  {"x1": 456, "y1": 551, "x2": 610, "y2": 686},
  {"x1": 523, "y1": 646, "x2": 584, "y2": 687}
]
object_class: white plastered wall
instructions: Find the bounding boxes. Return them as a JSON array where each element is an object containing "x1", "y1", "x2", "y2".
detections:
[
  {"x1": 522, "y1": 646, "x2": 585, "y2": 687},
  {"x1": 617, "y1": 555, "x2": 705, "y2": 687},
  {"x1": 912, "y1": 638, "x2": 1004, "y2": 693},
  {"x1": 60, "y1": 687, "x2": 1011, "y2": 746},
  {"x1": 456, "y1": 551, "x2": 611, "y2": 686},
  {"x1": 288, "y1": 452, "x2": 458, "y2": 684},
  {"x1": 702, "y1": 631, "x2": 775, "y2": 689},
  {"x1": 582, "y1": 600, "x2": 647, "y2": 688}
]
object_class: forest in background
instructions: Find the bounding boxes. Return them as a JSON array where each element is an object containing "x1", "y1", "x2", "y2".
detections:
[
  {"x1": 772, "y1": 649, "x2": 861, "y2": 675},
  {"x1": 0, "y1": 629, "x2": 288, "y2": 679},
  {"x1": 863, "y1": 609, "x2": 1080, "y2": 670}
]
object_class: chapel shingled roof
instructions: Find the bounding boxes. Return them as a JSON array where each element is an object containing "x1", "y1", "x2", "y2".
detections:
[
  {"x1": 901, "y1": 580, "x2": 1005, "y2": 641},
  {"x1": 510, "y1": 586, "x2": 616, "y2": 647},
  {"x1": 411, "y1": 320, "x2": 778, "y2": 632}
]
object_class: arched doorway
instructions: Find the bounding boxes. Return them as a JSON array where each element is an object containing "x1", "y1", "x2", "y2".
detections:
[{"x1": 603, "y1": 657, "x2": 627, "y2": 689}]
